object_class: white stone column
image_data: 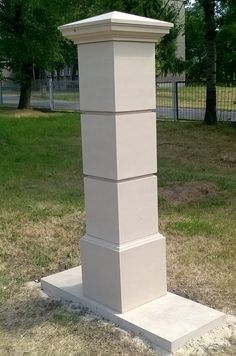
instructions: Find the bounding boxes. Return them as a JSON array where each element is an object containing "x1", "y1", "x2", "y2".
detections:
[
  {"x1": 41, "y1": 12, "x2": 225, "y2": 352},
  {"x1": 59, "y1": 12, "x2": 173, "y2": 313}
]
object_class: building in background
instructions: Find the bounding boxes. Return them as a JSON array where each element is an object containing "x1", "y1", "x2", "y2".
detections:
[
  {"x1": 174, "y1": 0, "x2": 185, "y2": 61},
  {"x1": 0, "y1": 67, "x2": 11, "y2": 79},
  {"x1": 157, "y1": 0, "x2": 186, "y2": 81}
]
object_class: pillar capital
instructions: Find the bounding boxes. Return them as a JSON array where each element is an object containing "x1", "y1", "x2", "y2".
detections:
[{"x1": 58, "y1": 11, "x2": 173, "y2": 44}]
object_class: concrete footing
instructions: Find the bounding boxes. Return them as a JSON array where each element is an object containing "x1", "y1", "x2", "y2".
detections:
[{"x1": 41, "y1": 266, "x2": 225, "y2": 353}]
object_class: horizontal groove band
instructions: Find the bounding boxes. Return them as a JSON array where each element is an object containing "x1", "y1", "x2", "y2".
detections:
[
  {"x1": 79, "y1": 109, "x2": 157, "y2": 115},
  {"x1": 83, "y1": 172, "x2": 157, "y2": 183},
  {"x1": 82, "y1": 233, "x2": 164, "y2": 252}
]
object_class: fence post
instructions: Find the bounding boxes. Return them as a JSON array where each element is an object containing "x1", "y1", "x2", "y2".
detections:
[
  {"x1": 0, "y1": 81, "x2": 3, "y2": 105},
  {"x1": 172, "y1": 81, "x2": 179, "y2": 121},
  {"x1": 49, "y1": 78, "x2": 54, "y2": 110},
  {"x1": 176, "y1": 81, "x2": 179, "y2": 120}
]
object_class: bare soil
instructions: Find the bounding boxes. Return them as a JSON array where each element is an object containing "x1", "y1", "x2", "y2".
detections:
[{"x1": 159, "y1": 181, "x2": 218, "y2": 205}]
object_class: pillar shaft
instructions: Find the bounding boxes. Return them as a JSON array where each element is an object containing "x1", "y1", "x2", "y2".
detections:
[{"x1": 59, "y1": 11, "x2": 173, "y2": 313}]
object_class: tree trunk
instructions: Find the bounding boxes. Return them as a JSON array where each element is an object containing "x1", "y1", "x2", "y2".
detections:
[
  {"x1": 72, "y1": 63, "x2": 77, "y2": 80},
  {"x1": 202, "y1": 0, "x2": 217, "y2": 124},
  {"x1": 18, "y1": 63, "x2": 33, "y2": 109}
]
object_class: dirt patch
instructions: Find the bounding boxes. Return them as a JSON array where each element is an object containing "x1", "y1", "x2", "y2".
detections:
[
  {"x1": 220, "y1": 154, "x2": 236, "y2": 165},
  {"x1": 159, "y1": 181, "x2": 218, "y2": 205}
]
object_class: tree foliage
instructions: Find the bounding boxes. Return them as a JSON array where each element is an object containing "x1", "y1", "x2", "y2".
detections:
[
  {"x1": 0, "y1": 0, "x2": 65, "y2": 107},
  {"x1": 186, "y1": 0, "x2": 236, "y2": 83},
  {"x1": 92, "y1": 0, "x2": 185, "y2": 75},
  {"x1": 0, "y1": 0, "x2": 184, "y2": 108},
  {"x1": 0, "y1": 0, "x2": 94, "y2": 108},
  {"x1": 217, "y1": 0, "x2": 236, "y2": 82},
  {"x1": 186, "y1": 0, "x2": 236, "y2": 124},
  {"x1": 185, "y1": 3, "x2": 206, "y2": 81},
  {"x1": 200, "y1": 0, "x2": 217, "y2": 124}
]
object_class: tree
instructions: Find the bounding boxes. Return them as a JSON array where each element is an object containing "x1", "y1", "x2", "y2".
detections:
[
  {"x1": 92, "y1": 0, "x2": 185, "y2": 76},
  {"x1": 186, "y1": 0, "x2": 236, "y2": 83},
  {"x1": 0, "y1": 0, "x2": 65, "y2": 108},
  {"x1": 186, "y1": 0, "x2": 236, "y2": 123},
  {"x1": 47, "y1": 0, "x2": 97, "y2": 81},
  {"x1": 0, "y1": 0, "x2": 93, "y2": 109},
  {"x1": 185, "y1": 3, "x2": 206, "y2": 81},
  {"x1": 0, "y1": 0, "x2": 184, "y2": 109},
  {"x1": 217, "y1": 0, "x2": 236, "y2": 82},
  {"x1": 198, "y1": 0, "x2": 217, "y2": 124}
]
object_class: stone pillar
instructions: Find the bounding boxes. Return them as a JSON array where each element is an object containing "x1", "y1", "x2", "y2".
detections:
[
  {"x1": 59, "y1": 12, "x2": 173, "y2": 313},
  {"x1": 42, "y1": 13, "x2": 225, "y2": 351}
]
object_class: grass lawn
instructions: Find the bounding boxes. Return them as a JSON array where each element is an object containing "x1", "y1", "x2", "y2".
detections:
[
  {"x1": 0, "y1": 109, "x2": 235, "y2": 355},
  {"x1": 32, "y1": 92, "x2": 80, "y2": 102}
]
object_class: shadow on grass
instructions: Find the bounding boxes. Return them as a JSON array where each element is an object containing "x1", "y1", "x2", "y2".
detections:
[
  {"x1": 0, "y1": 289, "x2": 155, "y2": 356},
  {"x1": 0, "y1": 293, "x2": 86, "y2": 333}
]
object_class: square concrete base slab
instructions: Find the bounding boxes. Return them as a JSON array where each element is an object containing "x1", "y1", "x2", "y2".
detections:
[{"x1": 41, "y1": 266, "x2": 225, "y2": 353}]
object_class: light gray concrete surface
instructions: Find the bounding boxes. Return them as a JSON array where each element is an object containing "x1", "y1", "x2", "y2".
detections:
[{"x1": 41, "y1": 266, "x2": 225, "y2": 353}]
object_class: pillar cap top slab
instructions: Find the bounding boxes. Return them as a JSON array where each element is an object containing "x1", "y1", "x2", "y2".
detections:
[{"x1": 59, "y1": 11, "x2": 173, "y2": 44}]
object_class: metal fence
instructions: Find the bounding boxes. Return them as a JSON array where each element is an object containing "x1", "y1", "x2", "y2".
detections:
[
  {"x1": 0, "y1": 78, "x2": 235, "y2": 121},
  {"x1": 156, "y1": 81, "x2": 236, "y2": 121},
  {"x1": 0, "y1": 78, "x2": 80, "y2": 111},
  {"x1": 52, "y1": 78, "x2": 79, "y2": 111},
  {"x1": 0, "y1": 79, "x2": 20, "y2": 107}
]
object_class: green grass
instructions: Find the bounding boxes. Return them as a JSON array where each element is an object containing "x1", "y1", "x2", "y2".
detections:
[
  {"x1": 32, "y1": 91, "x2": 80, "y2": 102},
  {"x1": 157, "y1": 121, "x2": 236, "y2": 314},
  {"x1": 0, "y1": 110, "x2": 235, "y2": 355},
  {"x1": 0, "y1": 110, "x2": 84, "y2": 297}
]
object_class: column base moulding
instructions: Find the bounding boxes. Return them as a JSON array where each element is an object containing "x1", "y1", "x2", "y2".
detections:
[{"x1": 80, "y1": 233, "x2": 167, "y2": 312}]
